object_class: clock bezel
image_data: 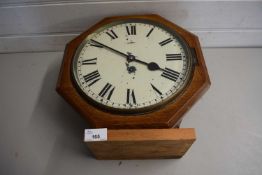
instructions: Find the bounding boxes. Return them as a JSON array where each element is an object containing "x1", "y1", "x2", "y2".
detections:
[
  {"x1": 71, "y1": 18, "x2": 195, "y2": 114},
  {"x1": 56, "y1": 14, "x2": 210, "y2": 129}
]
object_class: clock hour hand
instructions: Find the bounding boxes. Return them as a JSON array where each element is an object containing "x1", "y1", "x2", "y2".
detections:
[
  {"x1": 127, "y1": 54, "x2": 164, "y2": 71},
  {"x1": 147, "y1": 62, "x2": 164, "y2": 71}
]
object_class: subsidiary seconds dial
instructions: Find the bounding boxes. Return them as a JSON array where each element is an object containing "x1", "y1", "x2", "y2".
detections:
[{"x1": 72, "y1": 20, "x2": 194, "y2": 113}]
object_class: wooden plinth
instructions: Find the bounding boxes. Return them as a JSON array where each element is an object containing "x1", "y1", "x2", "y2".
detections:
[{"x1": 86, "y1": 128, "x2": 196, "y2": 159}]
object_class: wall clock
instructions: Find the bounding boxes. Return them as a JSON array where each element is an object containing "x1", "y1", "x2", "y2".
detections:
[{"x1": 56, "y1": 14, "x2": 210, "y2": 129}]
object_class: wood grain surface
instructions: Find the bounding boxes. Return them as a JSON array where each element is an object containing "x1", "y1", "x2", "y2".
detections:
[{"x1": 86, "y1": 128, "x2": 196, "y2": 159}]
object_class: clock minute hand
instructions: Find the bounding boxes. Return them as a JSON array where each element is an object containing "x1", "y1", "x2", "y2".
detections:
[
  {"x1": 90, "y1": 39, "x2": 164, "y2": 71},
  {"x1": 90, "y1": 39, "x2": 148, "y2": 68},
  {"x1": 90, "y1": 39, "x2": 128, "y2": 58}
]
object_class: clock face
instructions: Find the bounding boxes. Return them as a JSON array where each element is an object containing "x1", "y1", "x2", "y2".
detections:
[{"x1": 72, "y1": 19, "x2": 194, "y2": 114}]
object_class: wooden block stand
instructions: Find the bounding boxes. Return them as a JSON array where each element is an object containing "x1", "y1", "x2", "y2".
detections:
[{"x1": 86, "y1": 128, "x2": 196, "y2": 159}]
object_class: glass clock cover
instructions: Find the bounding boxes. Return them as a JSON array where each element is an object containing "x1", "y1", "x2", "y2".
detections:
[{"x1": 72, "y1": 19, "x2": 194, "y2": 113}]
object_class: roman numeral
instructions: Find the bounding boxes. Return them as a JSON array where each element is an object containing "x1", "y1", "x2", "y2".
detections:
[
  {"x1": 126, "y1": 89, "x2": 136, "y2": 104},
  {"x1": 106, "y1": 30, "x2": 118, "y2": 39},
  {"x1": 161, "y1": 68, "x2": 180, "y2": 82},
  {"x1": 126, "y1": 25, "x2": 136, "y2": 35},
  {"x1": 150, "y1": 83, "x2": 162, "y2": 95},
  {"x1": 98, "y1": 83, "x2": 115, "y2": 100},
  {"x1": 83, "y1": 70, "x2": 101, "y2": 86},
  {"x1": 159, "y1": 38, "x2": 173, "y2": 46},
  {"x1": 146, "y1": 28, "x2": 154, "y2": 37},
  {"x1": 82, "y1": 58, "x2": 97, "y2": 65},
  {"x1": 166, "y1": 54, "x2": 182, "y2": 61}
]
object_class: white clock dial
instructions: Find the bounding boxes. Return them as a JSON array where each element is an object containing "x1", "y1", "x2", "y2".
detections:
[{"x1": 72, "y1": 20, "x2": 193, "y2": 113}]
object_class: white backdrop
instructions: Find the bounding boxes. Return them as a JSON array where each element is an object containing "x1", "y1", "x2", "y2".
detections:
[{"x1": 0, "y1": 0, "x2": 262, "y2": 53}]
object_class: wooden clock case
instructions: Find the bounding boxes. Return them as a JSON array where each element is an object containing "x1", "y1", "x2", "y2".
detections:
[{"x1": 56, "y1": 14, "x2": 210, "y2": 129}]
